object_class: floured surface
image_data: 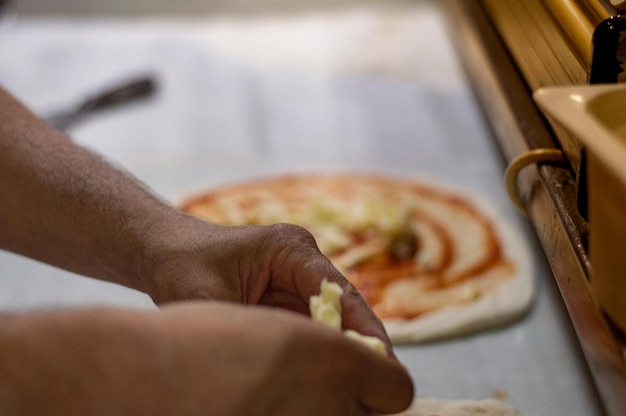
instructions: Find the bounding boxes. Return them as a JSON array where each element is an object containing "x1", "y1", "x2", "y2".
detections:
[
  {"x1": 194, "y1": 6, "x2": 464, "y2": 88},
  {"x1": 390, "y1": 398, "x2": 521, "y2": 416}
]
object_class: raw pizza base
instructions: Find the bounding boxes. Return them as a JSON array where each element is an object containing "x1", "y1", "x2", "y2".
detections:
[
  {"x1": 384, "y1": 201, "x2": 534, "y2": 343},
  {"x1": 390, "y1": 398, "x2": 521, "y2": 416},
  {"x1": 179, "y1": 172, "x2": 535, "y2": 344}
]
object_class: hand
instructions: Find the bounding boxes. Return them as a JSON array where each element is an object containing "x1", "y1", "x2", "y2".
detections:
[
  {"x1": 0, "y1": 302, "x2": 413, "y2": 416},
  {"x1": 0, "y1": 86, "x2": 413, "y2": 415},
  {"x1": 0, "y1": 85, "x2": 395, "y2": 358},
  {"x1": 142, "y1": 216, "x2": 394, "y2": 354}
]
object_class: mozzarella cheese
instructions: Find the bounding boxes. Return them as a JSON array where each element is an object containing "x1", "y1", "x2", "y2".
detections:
[{"x1": 310, "y1": 279, "x2": 386, "y2": 354}]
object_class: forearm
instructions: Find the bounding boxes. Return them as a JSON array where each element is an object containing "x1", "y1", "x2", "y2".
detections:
[
  {"x1": 0, "y1": 86, "x2": 188, "y2": 293},
  {"x1": 0, "y1": 307, "x2": 228, "y2": 416},
  {"x1": 0, "y1": 302, "x2": 413, "y2": 416},
  {"x1": 0, "y1": 309, "x2": 119, "y2": 414},
  {"x1": 0, "y1": 308, "x2": 167, "y2": 415}
]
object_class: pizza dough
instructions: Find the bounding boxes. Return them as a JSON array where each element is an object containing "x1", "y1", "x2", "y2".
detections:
[
  {"x1": 389, "y1": 398, "x2": 521, "y2": 416},
  {"x1": 180, "y1": 173, "x2": 535, "y2": 343}
]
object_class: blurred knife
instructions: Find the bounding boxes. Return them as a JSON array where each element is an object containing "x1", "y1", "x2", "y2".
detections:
[{"x1": 45, "y1": 75, "x2": 157, "y2": 131}]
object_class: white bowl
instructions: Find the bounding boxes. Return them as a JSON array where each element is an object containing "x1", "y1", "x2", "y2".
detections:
[{"x1": 535, "y1": 84, "x2": 626, "y2": 334}]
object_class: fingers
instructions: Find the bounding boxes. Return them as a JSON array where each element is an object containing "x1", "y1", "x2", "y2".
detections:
[
  {"x1": 339, "y1": 282, "x2": 395, "y2": 356},
  {"x1": 355, "y1": 346, "x2": 415, "y2": 414},
  {"x1": 160, "y1": 301, "x2": 413, "y2": 416},
  {"x1": 298, "y1": 256, "x2": 397, "y2": 358},
  {"x1": 283, "y1": 313, "x2": 413, "y2": 416},
  {"x1": 302, "y1": 289, "x2": 413, "y2": 414},
  {"x1": 320, "y1": 323, "x2": 413, "y2": 415},
  {"x1": 239, "y1": 223, "x2": 409, "y2": 397},
  {"x1": 260, "y1": 223, "x2": 396, "y2": 355}
]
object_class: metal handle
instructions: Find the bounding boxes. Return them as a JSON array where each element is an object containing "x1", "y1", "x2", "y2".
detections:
[
  {"x1": 78, "y1": 76, "x2": 156, "y2": 113},
  {"x1": 46, "y1": 75, "x2": 157, "y2": 131},
  {"x1": 505, "y1": 148, "x2": 565, "y2": 215}
]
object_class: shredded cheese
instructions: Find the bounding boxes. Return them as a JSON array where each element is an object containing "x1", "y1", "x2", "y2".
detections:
[{"x1": 310, "y1": 279, "x2": 386, "y2": 354}]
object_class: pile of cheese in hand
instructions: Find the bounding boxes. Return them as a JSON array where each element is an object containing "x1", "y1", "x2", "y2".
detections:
[{"x1": 309, "y1": 279, "x2": 386, "y2": 354}]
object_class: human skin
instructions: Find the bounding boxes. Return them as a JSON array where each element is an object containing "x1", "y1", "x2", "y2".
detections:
[{"x1": 0, "y1": 86, "x2": 413, "y2": 415}]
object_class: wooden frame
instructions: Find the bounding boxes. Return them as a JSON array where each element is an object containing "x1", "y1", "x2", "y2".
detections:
[{"x1": 444, "y1": 2, "x2": 626, "y2": 415}]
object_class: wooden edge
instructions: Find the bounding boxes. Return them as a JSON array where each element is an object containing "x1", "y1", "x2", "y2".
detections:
[
  {"x1": 541, "y1": 0, "x2": 596, "y2": 64},
  {"x1": 443, "y1": 1, "x2": 626, "y2": 415}
]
